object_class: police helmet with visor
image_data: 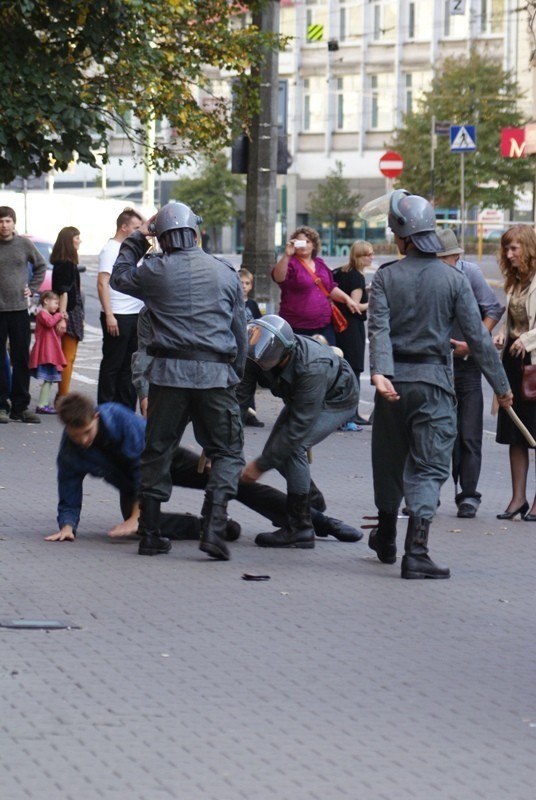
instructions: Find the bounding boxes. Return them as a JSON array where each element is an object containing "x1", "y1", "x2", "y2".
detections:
[
  {"x1": 388, "y1": 189, "x2": 442, "y2": 253},
  {"x1": 149, "y1": 201, "x2": 203, "y2": 252},
  {"x1": 247, "y1": 315, "x2": 296, "y2": 370}
]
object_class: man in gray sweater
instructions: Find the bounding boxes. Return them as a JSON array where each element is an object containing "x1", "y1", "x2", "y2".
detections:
[{"x1": 0, "y1": 206, "x2": 46, "y2": 423}]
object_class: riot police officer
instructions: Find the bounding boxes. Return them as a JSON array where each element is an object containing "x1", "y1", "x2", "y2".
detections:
[
  {"x1": 367, "y1": 190, "x2": 513, "y2": 579},
  {"x1": 111, "y1": 201, "x2": 247, "y2": 561}
]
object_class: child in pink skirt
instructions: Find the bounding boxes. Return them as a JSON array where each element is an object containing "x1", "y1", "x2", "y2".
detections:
[{"x1": 29, "y1": 291, "x2": 67, "y2": 414}]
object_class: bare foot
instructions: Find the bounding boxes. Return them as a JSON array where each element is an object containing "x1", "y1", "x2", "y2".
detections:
[
  {"x1": 107, "y1": 519, "x2": 140, "y2": 538},
  {"x1": 44, "y1": 530, "x2": 75, "y2": 542}
]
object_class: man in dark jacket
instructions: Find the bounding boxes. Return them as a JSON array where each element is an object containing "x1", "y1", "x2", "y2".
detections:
[
  {"x1": 111, "y1": 202, "x2": 246, "y2": 560},
  {"x1": 242, "y1": 315, "x2": 359, "y2": 549}
]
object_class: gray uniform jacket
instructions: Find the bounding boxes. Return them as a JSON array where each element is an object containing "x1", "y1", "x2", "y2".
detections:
[
  {"x1": 256, "y1": 335, "x2": 358, "y2": 473},
  {"x1": 110, "y1": 232, "x2": 247, "y2": 389},
  {"x1": 451, "y1": 258, "x2": 504, "y2": 341},
  {"x1": 368, "y1": 250, "x2": 510, "y2": 398}
]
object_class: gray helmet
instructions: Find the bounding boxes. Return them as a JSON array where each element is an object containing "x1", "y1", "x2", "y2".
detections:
[
  {"x1": 388, "y1": 189, "x2": 442, "y2": 253},
  {"x1": 149, "y1": 201, "x2": 203, "y2": 251},
  {"x1": 247, "y1": 315, "x2": 296, "y2": 370}
]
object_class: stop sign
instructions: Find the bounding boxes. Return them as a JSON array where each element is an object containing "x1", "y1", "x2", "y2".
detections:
[{"x1": 379, "y1": 151, "x2": 404, "y2": 178}]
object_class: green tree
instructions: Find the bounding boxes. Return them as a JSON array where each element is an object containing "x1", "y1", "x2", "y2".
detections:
[
  {"x1": 390, "y1": 50, "x2": 532, "y2": 211},
  {"x1": 0, "y1": 1, "x2": 284, "y2": 184},
  {"x1": 306, "y1": 161, "x2": 362, "y2": 254},
  {"x1": 172, "y1": 154, "x2": 245, "y2": 252}
]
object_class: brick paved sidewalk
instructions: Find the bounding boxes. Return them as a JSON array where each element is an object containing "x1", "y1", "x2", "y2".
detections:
[{"x1": 1, "y1": 384, "x2": 535, "y2": 800}]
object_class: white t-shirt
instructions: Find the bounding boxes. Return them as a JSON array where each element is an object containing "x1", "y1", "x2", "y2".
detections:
[{"x1": 98, "y1": 238, "x2": 144, "y2": 315}]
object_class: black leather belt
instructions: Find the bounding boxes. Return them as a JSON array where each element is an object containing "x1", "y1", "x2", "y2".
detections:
[
  {"x1": 147, "y1": 346, "x2": 234, "y2": 363},
  {"x1": 394, "y1": 353, "x2": 449, "y2": 366}
]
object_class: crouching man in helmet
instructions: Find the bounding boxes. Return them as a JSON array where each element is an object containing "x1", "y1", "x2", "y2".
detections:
[
  {"x1": 110, "y1": 201, "x2": 246, "y2": 561},
  {"x1": 241, "y1": 315, "x2": 361, "y2": 548},
  {"x1": 367, "y1": 189, "x2": 513, "y2": 579}
]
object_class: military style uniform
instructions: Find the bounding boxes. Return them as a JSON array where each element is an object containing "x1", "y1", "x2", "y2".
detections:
[
  {"x1": 369, "y1": 250, "x2": 510, "y2": 521},
  {"x1": 256, "y1": 335, "x2": 358, "y2": 494},
  {"x1": 111, "y1": 230, "x2": 246, "y2": 557}
]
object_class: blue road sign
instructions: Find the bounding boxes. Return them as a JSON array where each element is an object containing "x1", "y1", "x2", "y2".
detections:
[{"x1": 450, "y1": 125, "x2": 476, "y2": 152}]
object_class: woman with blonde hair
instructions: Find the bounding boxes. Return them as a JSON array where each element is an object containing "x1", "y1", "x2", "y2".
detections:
[
  {"x1": 51, "y1": 226, "x2": 84, "y2": 400},
  {"x1": 495, "y1": 224, "x2": 536, "y2": 520},
  {"x1": 333, "y1": 240, "x2": 373, "y2": 426}
]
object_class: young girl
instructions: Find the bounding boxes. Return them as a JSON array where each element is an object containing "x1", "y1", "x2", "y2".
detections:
[{"x1": 29, "y1": 291, "x2": 67, "y2": 414}]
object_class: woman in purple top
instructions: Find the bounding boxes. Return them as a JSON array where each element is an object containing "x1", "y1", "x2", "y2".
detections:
[{"x1": 272, "y1": 226, "x2": 358, "y2": 345}]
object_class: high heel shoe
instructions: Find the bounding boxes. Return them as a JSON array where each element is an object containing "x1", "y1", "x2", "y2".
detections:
[
  {"x1": 496, "y1": 502, "x2": 529, "y2": 520},
  {"x1": 523, "y1": 512, "x2": 536, "y2": 521}
]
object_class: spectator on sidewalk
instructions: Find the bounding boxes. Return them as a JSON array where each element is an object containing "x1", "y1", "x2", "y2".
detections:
[
  {"x1": 51, "y1": 226, "x2": 84, "y2": 400},
  {"x1": 437, "y1": 228, "x2": 505, "y2": 519},
  {"x1": 238, "y1": 267, "x2": 265, "y2": 428},
  {"x1": 29, "y1": 290, "x2": 67, "y2": 414},
  {"x1": 97, "y1": 208, "x2": 144, "y2": 409},
  {"x1": 0, "y1": 205, "x2": 46, "y2": 424}
]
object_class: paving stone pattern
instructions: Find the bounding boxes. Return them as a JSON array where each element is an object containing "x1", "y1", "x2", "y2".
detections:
[{"x1": 1, "y1": 374, "x2": 535, "y2": 800}]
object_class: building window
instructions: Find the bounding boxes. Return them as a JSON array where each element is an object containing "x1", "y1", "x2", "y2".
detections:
[
  {"x1": 340, "y1": 6, "x2": 347, "y2": 42},
  {"x1": 481, "y1": 0, "x2": 504, "y2": 34},
  {"x1": 302, "y1": 76, "x2": 324, "y2": 133},
  {"x1": 369, "y1": 73, "x2": 395, "y2": 130},
  {"x1": 304, "y1": 79, "x2": 311, "y2": 131},
  {"x1": 373, "y1": 4, "x2": 382, "y2": 41},
  {"x1": 405, "y1": 74, "x2": 413, "y2": 114},
  {"x1": 336, "y1": 78, "x2": 344, "y2": 129},
  {"x1": 408, "y1": 2, "x2": 415, "y2": 39},
  {"x1": 371, "y1": 75, "x2": 378, "y2": 128},
  {"x1": 444, "y1": 1, "x2": 451, "y2": 36}
]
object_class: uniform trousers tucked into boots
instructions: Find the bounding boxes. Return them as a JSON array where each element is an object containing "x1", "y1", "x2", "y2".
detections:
[
  {"x1": 138, "y1": 383, "x2": 244, "y2": 558},
  {"x1": 370, "y1": 382, "x2": 456, "y2": 578}
]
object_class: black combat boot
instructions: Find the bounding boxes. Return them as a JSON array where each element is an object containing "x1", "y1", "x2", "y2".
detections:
[
  {"x1": 137, "y1": 497, "x2": 172, "y2": 556},
  {"x1": 400, "y1": 516, "x2": 450, "y2": 580},
  {"x1": 255, "y1": 493, "x2": 315, "y2": 548},
  {"x1": 312, "y1": 510, "x2": 364, "y2": 542},
  {"x1": 199, "y1": 491, "x2": 231, "y2": 561},
  {"x1": 368, "y1": 510, "x2": 398, "y2": 564},
  {"x1": 159, "y1": 512, "x2": 241, "y2": 542}
]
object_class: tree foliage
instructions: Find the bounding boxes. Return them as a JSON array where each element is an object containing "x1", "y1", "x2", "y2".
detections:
[
  {"x1": 0, "y1": 0, "x2": 284, "y2": 184},
  {"x1": 171, "y1": 153, "x2": 245, "y2": 251},
  {"x1": 306, "y1": 161, "x2": 362, "y2": 228},
  {"x1": 390, "y1": 50, "x2": 532, "y2": 211}
]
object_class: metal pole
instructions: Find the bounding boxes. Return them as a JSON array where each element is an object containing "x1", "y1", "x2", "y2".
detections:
[
  {"x1": 430, "y1": 114, "x2": 435, "y2": 203},
  {"x1": 460, "y1": 152, "x2": 465, "y2": 250}
]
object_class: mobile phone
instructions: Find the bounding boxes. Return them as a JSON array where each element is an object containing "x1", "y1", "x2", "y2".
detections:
[{"x1": 293, "y1": 240, "x2": 307, "y2": 248}]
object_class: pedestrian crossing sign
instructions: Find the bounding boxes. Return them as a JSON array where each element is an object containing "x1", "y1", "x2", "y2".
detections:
[{"x1": 450, "y1": 125, "x2": 476, "y2": 152}]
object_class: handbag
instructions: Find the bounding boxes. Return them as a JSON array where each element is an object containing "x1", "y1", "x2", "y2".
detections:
[
  {"x1": 521, "y1": 363, "x2": 536, "y2": 402},
  {"x1": 295, "y1": 256, "x2": 348, "y2": 333},
  {"x1": 330, "y1": 302, "x2": 348, "y2": 333}
]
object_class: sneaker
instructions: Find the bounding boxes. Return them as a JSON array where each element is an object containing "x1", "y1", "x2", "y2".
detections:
[
  {"x1": 0, "y1": 409, "x2": 9, "y2": 424},
  {"x1": 338, "y1": 422, "x2": 361, "y2": 432},
  {"x1": 10, "y1": 409, "x2": 41, "y2": 424},
  {"x1": 36, "y1": 405, "x2": 57, "y2": 415}
]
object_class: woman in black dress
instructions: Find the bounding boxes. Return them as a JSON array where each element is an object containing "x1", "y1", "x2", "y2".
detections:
[
  {"x1": 51, "y1": 226, "x2": 84, "y2": 400},
  {"x1": 495, "y1": 225, "x2": 536, "y2": 520},
  {"x1": 333, "y1": 240, "x2": 373, "y2": 425}
]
